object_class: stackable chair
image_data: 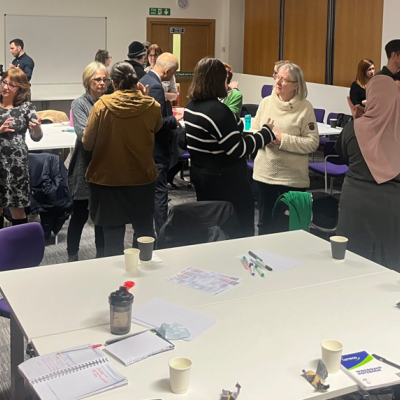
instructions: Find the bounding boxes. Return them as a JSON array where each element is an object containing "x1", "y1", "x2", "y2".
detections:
[
  {"x1": 37, "y1": 110, "x2": 69, "y2": 124},
  {"x1": 177, "y1": 150, "x2": 191, "y2": 186},
  {"x1": 240, "y1": 104, "x2": 259, "y2": 117},
  {"x1": 261, "y1": 85, "x2": 273, "y2": 98},
  {"x1": 309, "y1": 140, "x2": 348, "y2": 193},
  {"x1": 0, "y1": 223, "x2": 45, "y2": 318},
  {"x1": 314, "y1": 108, "x2": 326, "y2": 123},
  {"x1": 158, "y1": 201, "x2": 241, "y2": 249}
]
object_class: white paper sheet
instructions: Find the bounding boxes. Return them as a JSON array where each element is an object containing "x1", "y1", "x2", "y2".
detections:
[
  {"x1": 167, "y1": 266, "x2": 241, "y2": 295},
  {"x1": 239, "y1": 249, "x2": 303, "y2": 272},
  {"x1": 131, "y1": 298, "x2": 216, "y2": 341}
]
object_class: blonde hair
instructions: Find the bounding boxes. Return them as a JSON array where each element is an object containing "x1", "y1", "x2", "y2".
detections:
[
  {"x1": 82, "y1": 62, "x2": 109, "y2": 91},
  {"x1": 278, "y1": 62, "x2": 308, "y2": 101}
]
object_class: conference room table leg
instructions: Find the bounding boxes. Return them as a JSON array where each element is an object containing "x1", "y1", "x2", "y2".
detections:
[{"x1": 10, "y1": 311, "x2": 25, "y2": 400}]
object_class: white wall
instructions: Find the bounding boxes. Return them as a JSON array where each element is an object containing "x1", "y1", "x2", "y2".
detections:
[
  {"x1": 227, "y1": 0, "x2": 245, "y2": 73},
  {"x1": 235, "y1": 73, "x2": 351, "y2": 121},
  {"x1": 381, "y1": 0, "x2": 400, "y2": 67}
]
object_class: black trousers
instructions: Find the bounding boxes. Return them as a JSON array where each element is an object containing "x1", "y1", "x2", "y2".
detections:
[
  {"x1": 257, "y1": 182, "x2": 305, "y2": 235},
  {"x1": 103, "y1": 216, "x2": 155, "y2": 257},
  {"x1": 67, "y1": 200, "x2": 104, "y2": 256},
  {"x1": 190, "y1": 163, "x2": 255, "y2": 237},
  {"x1": 155, "y1": 163, "x2": 169, "y2": 235}
]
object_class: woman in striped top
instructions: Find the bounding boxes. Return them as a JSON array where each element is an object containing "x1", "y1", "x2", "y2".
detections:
[{"x1": 184, "y1": 57, "x2": 275, "y2": 237}]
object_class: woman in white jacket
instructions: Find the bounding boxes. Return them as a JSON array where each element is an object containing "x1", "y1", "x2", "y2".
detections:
[{"x1": 252, "y1": 62, "x2": 319, "y2": 234}]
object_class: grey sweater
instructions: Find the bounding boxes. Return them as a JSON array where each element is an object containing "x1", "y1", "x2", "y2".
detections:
[{"x1": 68, "y1": 92, "x2": 96, "y2": 200}]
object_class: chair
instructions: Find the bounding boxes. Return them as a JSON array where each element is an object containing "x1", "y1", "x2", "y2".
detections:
[
  {"x1": 158, "y1": 201, "x2": 241, "y2": 249},
  {"x1": 177, "y1": 150, "x2": 191, "y2": 186},
  {"x1": 240, "y1": 104, "x2": 259, "y2": 118},
  {"x1": 261, "y1": 85, "x2": 273, "y2": 98},
  {"x1": 37, "y1": 110, "x2": 69, "y2": 124},
  {"x1": 314, "y1": 108, "x2": 326, "y2": 123},
  {"x1": 326, "y1": 112, "x2": 339, "y2": 124},
  {"x1": 0, "y1": 223, "x2": 45, "y2": 318},
  {"x1": 309, "y1": 141, "x2": 349, "y2": 193}
]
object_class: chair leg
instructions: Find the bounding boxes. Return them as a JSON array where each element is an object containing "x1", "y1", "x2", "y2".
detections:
[
  {"x1": 330, "y1": 178, "x2": 333, "y2": 194},
  {"x1": 55, "y1": 234, "x2": 59, "y2": 245}
]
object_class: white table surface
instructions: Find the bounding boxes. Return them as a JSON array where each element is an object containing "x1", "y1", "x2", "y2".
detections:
[
  {"x1": 26, "y1": 123, "x2": 76, "y2": 151},
  {"x1": 0, "y1": 231, "x2": 387, "y2": 341},
  {"x1": 31, "y1": 270, "x2": 400, "y2": 400}
]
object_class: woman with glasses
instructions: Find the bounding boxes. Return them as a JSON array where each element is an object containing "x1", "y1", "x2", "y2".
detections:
[
  {"x1": 252, "y1": 62, "x2": 319, "y2": 234},
  {"x1": 82, "y1": 62, "x2": 162, "y2": 256},
  {"x1": 67, "y1": 61, "x2": 109, "y2": 261},
  {"x1": 0, "y1": 68, "x2": 42, "y2": 228},
  {"x1": 145, "y1": 44, "x2": 178, "y2": 102}
]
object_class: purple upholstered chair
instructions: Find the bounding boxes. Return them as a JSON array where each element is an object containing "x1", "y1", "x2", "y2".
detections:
[
  {"x1": 261, "y1": 85, "x2": 273, "y2": 98},
  {"x1": 319, "y1": 112, "x2": 339, "y2": 147},
  {"x1": 0, "y1": 222, "x2": 45, "y2": 318},
  {"x1": 314, "y1": 108, "x2": 326, "y2": 123},
  {"x1": 178, "y1": 150, "x2": 191, "y2": 186},
  {"x1": 327, "y1": 112, "x2": 339, "y2": 124},
  {"x1": 309, "y1": 141, "x2": 348, "y2": 193}
]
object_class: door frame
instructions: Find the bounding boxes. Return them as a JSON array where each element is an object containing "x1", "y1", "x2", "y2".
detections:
[{"x1": 146, "y1": 18, "x2": 216, "y2": 58}]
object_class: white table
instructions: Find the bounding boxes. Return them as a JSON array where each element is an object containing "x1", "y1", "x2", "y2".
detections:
[
  {"x1": 26, "y1": 123, "x2": 76, "y2": 151},
  {"x1": 0, "y1": 231, "x2": 392, "y2": 399},
  {"x1": 31, "y1": 270, "x2": 400, "y2": 400}
]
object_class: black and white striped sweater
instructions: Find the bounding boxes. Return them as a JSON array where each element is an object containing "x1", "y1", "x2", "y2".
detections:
[{"x1": 184, "y1": 98, "x2": 275, "y2": 170}]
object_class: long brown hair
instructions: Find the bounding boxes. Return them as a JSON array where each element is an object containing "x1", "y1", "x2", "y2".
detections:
[
  {"x1": 0, "y1": 68, "x2": 31, "y2": 106},
  {"x1": 188, "y1": 58, "x2": 227, "y2": 100},
  {"x1": 147, "y1": 44, "x2": 162, "y2": 59},
  {"x1": 356, "y1": 59, "x2": 374, "y2": 88}
]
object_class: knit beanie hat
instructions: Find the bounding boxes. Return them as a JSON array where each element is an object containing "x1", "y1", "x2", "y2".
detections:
[{"x1": 127, "y1": 41, "x2": 146, "y2": 58}]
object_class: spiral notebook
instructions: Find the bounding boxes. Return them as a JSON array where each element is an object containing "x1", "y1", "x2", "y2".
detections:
[
  {"x1": 18, "y1": 346, "x2": 127, "y2": 400},
  {"x1": 104, "y1": 329, "x2": 175, "y2": 366}
]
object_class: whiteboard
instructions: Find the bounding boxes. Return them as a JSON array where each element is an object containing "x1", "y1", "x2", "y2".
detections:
[{"x1": 4, "y1": 15, "x2": 107, "y2": 85}]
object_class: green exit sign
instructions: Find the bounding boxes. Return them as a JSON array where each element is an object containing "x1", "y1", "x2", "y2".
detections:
[{"x1": 149, "y1": 8, "x2": 171, "y2": 16}]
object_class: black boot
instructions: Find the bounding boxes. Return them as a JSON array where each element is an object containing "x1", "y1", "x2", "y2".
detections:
[{"x1": 12, "y1": 217, "x2": 28, "y2": 226}]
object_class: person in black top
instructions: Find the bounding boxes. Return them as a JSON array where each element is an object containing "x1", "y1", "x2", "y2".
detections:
[
  {"x1": 185, "y1": 57, "x2": 276, "y2": 237},
  {"x1": 376, "y1": 39, "x2": 400, "y2": 77},
  {"x1": 125, "y1": 41, "x2": 147, "y2": 79},
  {"x1": 349, "y1": 59, "x2": 374, "y2": 107},
  {"x1": 9, "y1": 39, "x2": 34, "y2": 81}
]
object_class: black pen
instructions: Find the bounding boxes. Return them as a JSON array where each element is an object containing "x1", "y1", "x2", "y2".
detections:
[
  {"x1": 105, "y1": 329, "x2": 148, "y2": 345},
  {"x1": 248, "y1": 251, "x2": 273, "y2": 271},
  {"x1": 372, "y1": 354, "x2": 400, "y2": 370}
]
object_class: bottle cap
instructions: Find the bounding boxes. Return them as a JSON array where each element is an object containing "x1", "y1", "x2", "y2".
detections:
[{"x1": 109, "y1": 286, "x2": 134, "y2": 307}]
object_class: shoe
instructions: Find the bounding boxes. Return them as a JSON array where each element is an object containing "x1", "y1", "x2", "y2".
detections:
[{"x1": 68, "y1": 253, "x2": 78, "y2": 262}]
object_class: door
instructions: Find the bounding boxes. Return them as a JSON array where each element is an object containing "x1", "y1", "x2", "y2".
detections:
[{"x1": 147, "y1": 18, "x2": 215, "y2": 107}]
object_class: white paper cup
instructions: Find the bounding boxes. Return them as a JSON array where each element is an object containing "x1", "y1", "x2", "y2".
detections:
[
  {"x1": 124, "y1": 248, "x2": 140, "y2": 271},
  {"x1": 169, "y1": 357, "x2": 192, "y2": 394},
  {"x1": 321, "y1": 339, "x2": 343, "y2": 373}
]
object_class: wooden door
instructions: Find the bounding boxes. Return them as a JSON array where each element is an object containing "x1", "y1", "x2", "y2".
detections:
[
  {"x1": 333, "y1": 0, "x2": 383, "y2": 87},
  {"x1": 244, "y1": 0, "x2": 281, "y2": 77},
  {"x1": 147, "y1": 18, "x2": 215, "y2": 107},
  {"x1": 283, "y1": 0, "x2": 328, "y2": 84}
]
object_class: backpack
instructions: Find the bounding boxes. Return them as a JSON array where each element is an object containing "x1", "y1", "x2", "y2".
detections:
[{"x1": 336, "y1": 113, "x2": 353, "y2": 128}]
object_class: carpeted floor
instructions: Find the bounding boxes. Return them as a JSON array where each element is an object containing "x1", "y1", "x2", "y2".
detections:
[{"x1": 0, "y1": 163, "x2": 341, "y2": 400}]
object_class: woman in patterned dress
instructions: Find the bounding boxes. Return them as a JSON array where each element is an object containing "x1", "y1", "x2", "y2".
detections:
[{"x1": 0, "y1": 68, "x2": 42, "y2": 228}]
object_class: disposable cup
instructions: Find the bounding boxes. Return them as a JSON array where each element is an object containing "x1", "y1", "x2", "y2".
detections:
[
  {"x1": 124, "y1": 248, "x2": 140, "y2": 271},
  {"x1": 169, "y1": 357, "x2": 192, "y2": 394},
  {"x1": 137, "y1": 236, "x2": 155, "y2": 262},
  {"x1": 330, "y1": 236, "x2": 348, "y2": 260},
  {"x1": 330, "y1": 119, "x2": 338, "y2": 128},
  {"x1": 321, "y1": 339, "x2": 343, "y2": 373}
]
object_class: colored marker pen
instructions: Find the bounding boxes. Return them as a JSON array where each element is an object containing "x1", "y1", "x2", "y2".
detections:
[
  {"x1": 255, "y1": 265, "x2": 265, "y2": 277},
  {"x1": 241, "y1": 257, "x2": 249, "y2": 270},
  {"x1": 249, "y1": 262, "x2": 255, "y2": 276}
]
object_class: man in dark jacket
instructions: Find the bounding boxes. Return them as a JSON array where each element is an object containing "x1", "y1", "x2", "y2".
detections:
[
  {"x1": 139, "y1": 53, "x2": 183, "y2": 234},
  {"x1": 125, "y1": 41, "x2": 147, "y2": 79}
]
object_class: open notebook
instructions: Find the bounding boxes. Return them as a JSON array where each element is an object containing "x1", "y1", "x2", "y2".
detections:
[
  {"x1": 105, "y1": 329, "x2": 175, "y2": 366},
  {"x1": 18, "y1": 346, "x2": 127, "y2": 400}
]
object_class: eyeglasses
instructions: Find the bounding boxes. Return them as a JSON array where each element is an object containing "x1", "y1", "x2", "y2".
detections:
[
  {"x1": 148, "y1": 54, "x2": 158, "y2": 58},
  {"x1": 1, "y1": 80, "x2": 19, "y2": 89},
  {"x1": 92, "y1": 78, "x2": 111, "y2": 83},
  {"x1": 274, "y1": 75, "x2": 297, "y2": 84}
]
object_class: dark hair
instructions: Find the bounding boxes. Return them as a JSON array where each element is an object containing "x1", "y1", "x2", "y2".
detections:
[
  {"x1": 94, "y1": 49, "x2": 110, "y2": 65},
  {"x1": 10, "y1": 39, "x2": 24, "y2": 49},
  {"x1": 147, "y1": 44, "x2": 163, "y2": 58},
  {"x1": 110, "y1": 62, "x2": 138, "y2": 90},
  {"x1": 393, "y1": 71, "x2": 400, "y2": 81},
  {"x1": 385, "y1": 39, "x2": 400, "y2": 59},
  {"x1": 188, "y1": 58, "x2": 227, "y2": 100},
  {"x1": 222, "y1": 62, "x2": 233, "y2": 84},
  {"x1": 0, "y1": 68, "x2": 30, "y2": 106}
]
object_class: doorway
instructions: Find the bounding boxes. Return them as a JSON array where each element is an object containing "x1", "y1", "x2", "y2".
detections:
[{"x1": 147, "y1": 18, "x2": 215, "y2": 107}]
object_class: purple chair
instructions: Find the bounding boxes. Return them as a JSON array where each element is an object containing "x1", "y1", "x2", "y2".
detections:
[
  {"x1": 178, "y1": 150, "x2": 191, "y2": 186},
  {"x1": 314, "y1": 108, "x2": 326, "y2": 123},
  {"x1": 309, "y1": 141, "x2": 348, "y2": 193},
  {"x1": 327, "y1": 112, "x2": 339, "y2": 124},
  {"x1": 261, "y1": 85, "x2": 273, "y2": 98},
  {"x1": 0, "y1": 223, "x2": 45, "y2": 318},
  {"x1": 319, "y1": 112, "x2": 339, "y2": 148},
  {"x1": 246, "y1": 161, "x2": 254, "y2": 169}
]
